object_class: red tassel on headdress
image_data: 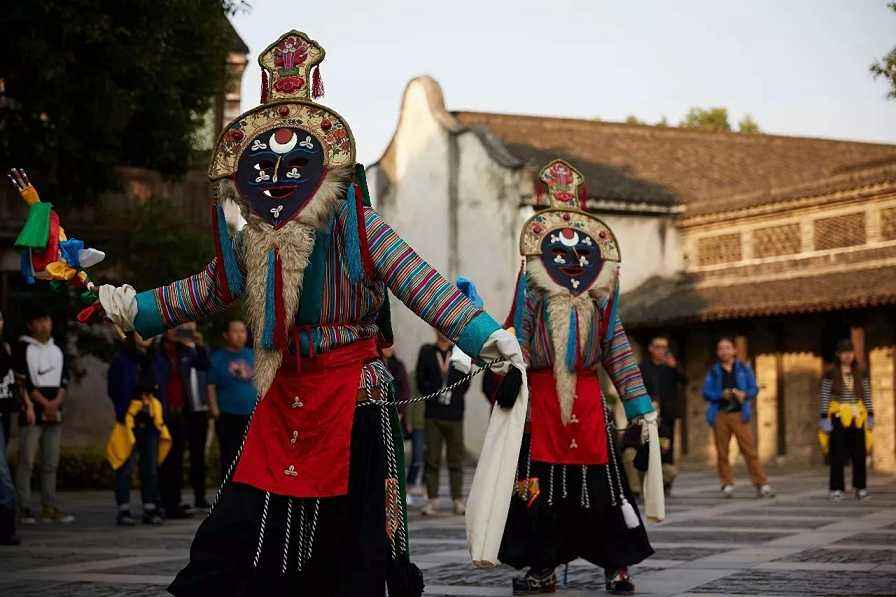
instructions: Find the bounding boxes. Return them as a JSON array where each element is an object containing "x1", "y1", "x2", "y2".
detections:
[
  {"x1": 261, "y1": 70, "x2": 270, "y2": 104},
  {"x1": 273, "y1": 250, "x2": 287, "y2": 351},
  {"x1": 312, "y1": 65, "x2": 324, "y2": 99},
  {"x1": 354, "y1": 184, "x2": 375, "y2": 278},
  {"x1": 577, "y1": 182, "x2": 588, "y2": 211},
  {"x1": 534, "y1": 180, "x2": 548, "y2": 208}
]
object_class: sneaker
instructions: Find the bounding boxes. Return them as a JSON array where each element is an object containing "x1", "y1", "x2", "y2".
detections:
[
  {"x1": 116, "y1": 511, "x2": 136, "y2": 526},
  {"x1": 757, "y1": 484, "x2": 775, "y2": 499},
  {"x1": 420, "y1": 499, "x2": 438, "y2": 517},
  {"x1": 512, "y1": 569, "x2": 557, "y2": 594},
  {"x1": 20, "y1": 508, "x2": 37, "y2": 525},
  {"x1": 605, "y1": 567, "x2": 635, "y2": 594},
  {"x1": 40, "y1": 506, "x2": 75, "y2": 524},
  {"x1": 453, "y1": 499, "x2": 466, "y2": 516},
  {"x1": 829, "y1": 490, "x2": 844, "y2": 501},
  {"x1": 855, "y1": 489, "x2": 869, "y2": 501},
  {"x1": 721, "y1": 484, "x2": 734, "y2": 498},
  {"x1": 142, "y1": 511, "x2": 164, "y2": 525}
]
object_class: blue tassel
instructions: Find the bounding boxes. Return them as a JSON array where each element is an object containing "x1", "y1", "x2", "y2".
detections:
[
  {"x1": 566, "y1": 309, "x2": 578, "y2": 372},
  {"x1": 20, "y1": 250, "x2": 35, "y2": 285},
  {"x1": 343, "y1": 185, "x2": 364, "y2": 283},
  {"x1": 512, "y1": 271, "x2": 527, "y2": 343},
  {"x1": 261, "y1": 249, "x2": 277, "y2": 349},
  {"x1": 59, "y1": 238, "x2": 84, "y2": 268},
  {"x1": 603, "y1": 285, "x2": 620, "y2": 352},
  {"x1": 216, "y1": 204, "x2": 245, "y2": 297}
]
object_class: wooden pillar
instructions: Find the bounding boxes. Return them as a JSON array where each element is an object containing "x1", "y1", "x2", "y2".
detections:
[
  {"x1": 869, "y1": 346, "x2": 895, "y2": 473},
  {"x1": 752, "y1": 325, "x2": 779, "y2": 463},
  {"x1": 851, "y1": 325, "x2": 867, "y2": 369},
  {"x1": 684, "y1": 330, "x2": 714, "y2": 466}
]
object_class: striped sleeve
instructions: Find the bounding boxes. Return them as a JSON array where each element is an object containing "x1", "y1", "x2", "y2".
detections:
[
  {"x1": 134, "y1": 258, "x2": 236, "y2": 338},
  {"x1": 862, "y1": 377, "x2": 873, "y2": 415},
  {"x1": 819, "y1": 378, "x2": 832, "y2": 418},
  {"x1": 602, "y1": 316, "x2": 653, "y2": 419},
  {"x1": 364, "y1": 209, "x2": 489, "y2": 351}
]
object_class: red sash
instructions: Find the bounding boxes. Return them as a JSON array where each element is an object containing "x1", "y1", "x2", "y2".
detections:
[
  {"x1": 528, "y1": 369, "x2": 608, "y2": 465},
  {"x1": 233, "y1": 337, "x2": 379, "y2": 498}
]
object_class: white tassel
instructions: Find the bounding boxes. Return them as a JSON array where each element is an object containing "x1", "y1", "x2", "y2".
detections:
[{"x1": 620, "y1": 497, "x2": 640, "y2": 529}]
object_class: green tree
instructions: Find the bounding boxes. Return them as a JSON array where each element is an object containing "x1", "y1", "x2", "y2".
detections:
[
  {"x1": 679, "y1": 107, "x2": 732, "y2": 132},
  {"x1": 870, "y1": 2, "x2": 896, "y2": 99},
  {"x1": 625, "y1": 115, "x2": 646, "y2": 125},
  {"x1": 737, "y1": 114, "x2": 761, "y2": 133},
  {"x1": 0, "y1": 1, "x2": 248, "y2": 203}
]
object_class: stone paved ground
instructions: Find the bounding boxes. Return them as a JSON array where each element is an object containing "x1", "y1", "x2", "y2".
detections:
[{"x1": 1, "y1": 466, "x2": 895, "y2": 596}]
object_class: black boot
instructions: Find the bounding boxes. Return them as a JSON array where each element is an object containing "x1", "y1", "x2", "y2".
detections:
[
  {"x1": 512, "y1": 568, "x2": 557, "y2": 594},
  {"x1": 605, "y1": 567, "x2": 635, "y2": 594},
  {"x1": 0, "y1": 507, "x2": 21, "y2": 546}
]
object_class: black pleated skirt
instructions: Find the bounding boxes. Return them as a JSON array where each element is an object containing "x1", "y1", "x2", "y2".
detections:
[
  {"x1": 168, "y1": 406, "x2": 422, "y2": 597},
  {"x1": 498, "y1": 433, "x2": 654, "y2": 572}
]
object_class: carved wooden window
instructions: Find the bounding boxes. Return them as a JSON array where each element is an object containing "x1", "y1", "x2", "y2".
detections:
[
  {"x1": 813, "y1": 213, "x2": 866, "y2": 250},
  {"x1": 753, "y1": 223, "x2": 801, "y2": 258},
  {"x1": 881, "y1": 207, "x2": 896, "y2": 241},
  {"x1": 698, "y1": 233, "x2": 742, "y2": 266}
]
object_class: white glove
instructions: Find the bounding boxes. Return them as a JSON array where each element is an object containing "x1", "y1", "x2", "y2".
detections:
[
  {"x1": 479, "y1": 329, "x2": 525, "y2": 371},
  {"x1": 98, "y1": 284, "x2": 138, "y2": 332},
  {"x1": 449, "y1": 345, "x2": 473, "y2": 374}
]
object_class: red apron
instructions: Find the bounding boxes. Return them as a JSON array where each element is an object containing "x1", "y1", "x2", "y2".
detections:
[
  {"x1": 528, "y1": 368, "x2": 608, "y2": 465},
  {"x1": 233, "y1": 337, "x2": 379, "y2": 498}
]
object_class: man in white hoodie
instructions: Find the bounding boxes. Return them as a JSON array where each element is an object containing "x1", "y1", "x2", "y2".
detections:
[{"x1": 14, "y1": 307, "x2": 74, "y2": 524}]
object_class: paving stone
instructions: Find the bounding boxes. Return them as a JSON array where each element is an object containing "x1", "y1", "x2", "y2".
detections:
[
  {"x1": 777, "y1": 547, "x2": 896, "y2": 565},
  {"x1": 660, "y1": 517, "x2": 836, "y2": 530},
  {"x1": 689, "y1": 569, "x2": 896, "y2": 595},
  {"x1": 834, "y1": 532, "x2": 896, "y2": 546},
  {"x1": 647, "y1": 529, "x2": 794, "y2": 544}
]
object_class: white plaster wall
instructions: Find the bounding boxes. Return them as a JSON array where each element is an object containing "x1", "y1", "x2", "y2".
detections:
[
  {"x1": 598, "y1": 214, "x2": 683, "y2": 293},
  {"x1": 368, "y1": 80, "x2": 455, "y2": 415},
  {"x1": 454, "y1": 132, "x2": 522, "y2": 454}
]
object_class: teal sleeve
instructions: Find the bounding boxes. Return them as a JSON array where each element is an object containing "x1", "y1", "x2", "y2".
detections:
[
  {"x1": 133, "y1": 291, "x2": 166, "y2": 338},
  {"x1": 456, "y1": 311, "x2": 501, "y2": 357},
  {"x1": 623, "y1": 394, "x2": 655, "y2": 420}
]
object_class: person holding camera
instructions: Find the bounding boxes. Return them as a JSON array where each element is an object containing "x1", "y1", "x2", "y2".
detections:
[
  {"x1": 702, "y1": 337, "x2": 773, "y2": 498},
  {"x1": 154, "y1": 322, "x2": 210, "y2": 518}
]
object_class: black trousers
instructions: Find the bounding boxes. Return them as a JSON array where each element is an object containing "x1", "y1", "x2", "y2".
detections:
[
  {"x1": 216, "y1": 413, "x2": 251, "y2": 479},
  {"x1": 161, "y1": 410, "x2": 209, "y2": 511},
  {"x1": 829, "y1": 417, "x2": 866, "y2": 491}
]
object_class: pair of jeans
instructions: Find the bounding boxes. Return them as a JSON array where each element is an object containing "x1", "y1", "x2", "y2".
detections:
[
  {"x1": 115, "y1": 424, "x2": 161, "y2": 508},
  {"x1": 215, "y1": 412, "x2": 250, "y2": 479},
  {"x1": 161, "y1": 410, "x2": 209, "y2": 511},
  {"x1": 0, "y1": 423, "x2": 15, "y2": 512},
  {"x1": 829, "y1": 417, "x2": 866, "y2": 491},
  {"x1": 712, "y1": 412, "x2": 767, "y2": 487},
  {"x1": 424, "y1": 418, "x2": 464, "y2": 500},
  {"x1": 406, "y1": 428, "x2": 424, "y2": 487},
  {"x1": 16, "y1": 423, "x2": 62, "y2": 511}
]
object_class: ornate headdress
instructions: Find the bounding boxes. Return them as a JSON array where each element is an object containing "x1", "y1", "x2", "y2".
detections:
[
  {"x1": 520, "y1": 159, "x2": 620, "y2": 262},
  {"x1": 209, "y1": 30, "x2": 356, "y2": 181}
]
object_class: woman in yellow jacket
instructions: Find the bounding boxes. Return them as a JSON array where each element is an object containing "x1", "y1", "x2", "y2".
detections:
[{"x1": 818, "y1": 340, "x2": 873, "y2": 501}]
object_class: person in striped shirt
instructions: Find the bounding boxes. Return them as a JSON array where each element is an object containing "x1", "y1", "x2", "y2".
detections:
[
  {"x1": 819, "y1": 339, "x2": 873, "y2": 500},
  {"x1": 98, "y1": 29, "x2": 524, "y2": 597}
]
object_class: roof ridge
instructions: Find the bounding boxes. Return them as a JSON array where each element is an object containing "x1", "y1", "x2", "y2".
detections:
[{"x1": 453, "y1": 109, "x2": 896, "y2": 149}]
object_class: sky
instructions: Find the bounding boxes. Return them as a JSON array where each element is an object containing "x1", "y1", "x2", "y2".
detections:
[{"x1": 231, "y1": 0, "x2": 896, "y2": 166}]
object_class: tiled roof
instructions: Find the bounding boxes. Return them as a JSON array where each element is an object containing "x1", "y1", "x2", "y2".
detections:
[
  {"x1": 619, "y1": 266, "x2": 896, "y2": 328},
  {"x1": 453, "y1": 111, "x2": 896, "y2": 213}
]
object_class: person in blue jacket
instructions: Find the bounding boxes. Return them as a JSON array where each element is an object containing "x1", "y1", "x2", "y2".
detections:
[
  {"x1": 702, "y1": 337, "x2": 773, "y2": 499},
  {"x1": 108, "y1": 332, "x2": 163, "y2": 525}
]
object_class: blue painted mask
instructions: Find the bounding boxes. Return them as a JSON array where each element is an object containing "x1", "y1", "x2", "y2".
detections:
[
  {"x1": 235, "y1": 126, "x2": 326, "y2": 227},
  {"x1": 540, "y1": 228, "x2": 602, "y2": 295}
]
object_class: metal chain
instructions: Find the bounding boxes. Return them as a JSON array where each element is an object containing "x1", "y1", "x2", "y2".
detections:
[
  {"x1": 305, "y1": 500, "x2": 320, "y2": 564},
  {"x1": 296, "y1": 502, "x2": 306, "y2": 573},
  {"x1": 281, "y1": 498, "x2": 294, "y2": 576},
  {"x1": 547, "y1": 464, "x2": 555, "y2": 507},
  {"x1": 358, "y1": 359, "x2": 506, "y2": 408},
  {"x1": 252, "y1": 491, "x2": 271, "y2": 568},
  {"x1": 377, "y1": 387, "x2": 400, "y2": 560},
  {"x1": 581, "y1": 465, "x2": 591, "y2": 509},
  {"x1": 561, "y1": 465, "x2": 568, "y2": 500}
]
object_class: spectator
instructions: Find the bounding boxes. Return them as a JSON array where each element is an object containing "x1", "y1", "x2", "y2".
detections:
[
  {"x1": 702, "y1": 337, "x2": 773, "y2": 499},
  {"x1": 208, "y1": 320, "x2": 255, "y2": 479},
  {"x1": 154, "y1": 322, "x2": 210, "y2": 518},
  {"x1": 416, "y1": 331, "x2": 470, "y2": 516},
  {"x1": 819, "y1": 339, "x2": 873, "y2": 500},
  {"x1": 0, "y1": 310, "x2": 23, "y2": 544},
  {"x1": 107, "y1": 332, "x2": 166, "y2": 526},
  {"x1": 639, "y1": 336, "x2": 687, "y2": 493},
  {"x1": 14, "y1": 307, "x2": 74, "y2": 523}
]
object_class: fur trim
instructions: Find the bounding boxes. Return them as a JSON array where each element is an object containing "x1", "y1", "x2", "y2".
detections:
[
  {"x1": 242, "y1": 220, "x2": 316, "y2": 397},
  {"x1": 545, "y1": 293, "x2": 595, "y2": 425}
]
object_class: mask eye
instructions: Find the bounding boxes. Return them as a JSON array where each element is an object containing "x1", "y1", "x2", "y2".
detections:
[
  {"x1": 253, "y1": 160, "x2": 275, "y2": 183},
  {"x1": 284, "y1": 157, "x2": 309, "y2": 180}
]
